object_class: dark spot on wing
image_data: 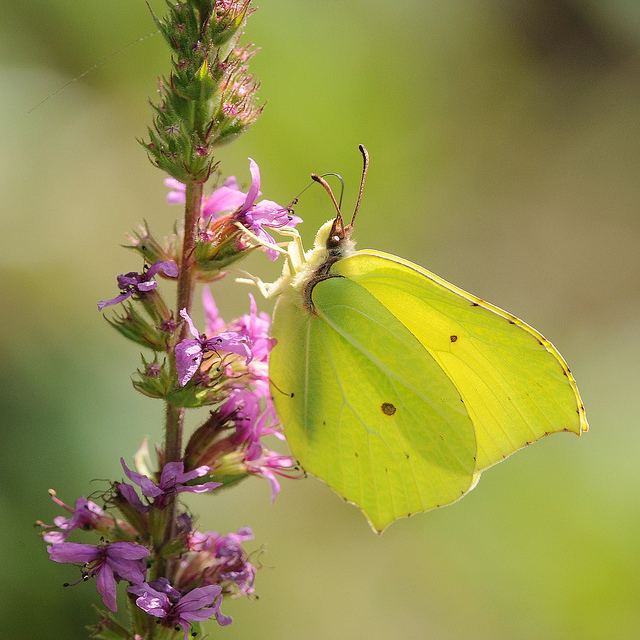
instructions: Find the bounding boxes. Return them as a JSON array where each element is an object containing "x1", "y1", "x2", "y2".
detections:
[
  {"x1": 354, "y1": 452, "x2": 359, "y2": 458},
  {"x1": 381, "y1": 402, "x2": 396, "y2": 416},
  {"x1": 404, "y1": 452, "x2": 410, "y2": 460},
  {"x1": 450, "y1": 335, "x2": 458, "y2": 342}
]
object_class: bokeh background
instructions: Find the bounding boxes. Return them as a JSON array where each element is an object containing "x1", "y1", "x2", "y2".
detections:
[{"x1": 2, "y1": 0, "x2": 639, "y2": 638}]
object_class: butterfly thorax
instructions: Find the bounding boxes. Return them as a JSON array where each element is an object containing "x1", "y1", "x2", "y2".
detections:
[{"x1": 270, "y1": 218, "x2": 356, "y2": 313}]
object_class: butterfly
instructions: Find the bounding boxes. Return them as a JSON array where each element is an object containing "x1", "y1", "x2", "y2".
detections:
[{"x1": 264, "y1": 145, "x2": 588, "y2": 533}]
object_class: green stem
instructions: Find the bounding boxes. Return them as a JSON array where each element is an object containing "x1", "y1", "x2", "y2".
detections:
[{"x1": 158, "y1": 180, "x2": 204, "y2": 579}]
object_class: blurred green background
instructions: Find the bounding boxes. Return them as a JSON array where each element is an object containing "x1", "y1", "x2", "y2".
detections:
[{"x1": 2, "y1": 0, "x2": 639, "y2": 638}]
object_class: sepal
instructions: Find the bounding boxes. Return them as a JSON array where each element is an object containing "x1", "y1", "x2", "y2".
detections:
[
  {"x1": 164, "y1": 378, "x2": 223, "y2": 408},
  {"x1": 87, "y1": 605, "x2": 132, "y2": 640},
  {"x1": 106, "y1": 304, "x2": 174, "y2": 352},
  {"x1": 199, "y1": 451, "x2": 252, "y2": 487},
  {"x1": 158, "y1": 535, "x2": 188, "y2": 560},
  {"x1": 184, "y1": 410, "x2": 236, "y2": 470},
  {"x1": 132, "y1": 355, "x2": 173, "y2": 399}
]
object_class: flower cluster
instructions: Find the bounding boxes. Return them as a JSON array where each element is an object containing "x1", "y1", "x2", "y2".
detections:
[
  {"x1": 41, "y1": 143, "x2": 300, "y2": 636},
  {"x1": 40, "y1": 4, "x2": 303, "y2": 636},
  {"x1": 40, "y1": 466, "x2": 259, "y2": 637}
]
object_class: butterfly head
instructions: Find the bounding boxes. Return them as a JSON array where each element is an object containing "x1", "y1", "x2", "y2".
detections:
[{"x1": 326, "y1": 214, "x2": 355, "y2": 257}]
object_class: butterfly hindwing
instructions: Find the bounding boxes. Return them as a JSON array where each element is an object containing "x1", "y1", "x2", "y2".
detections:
[{"x1": 270, "y1": 275, "x2": 478, "y2": 532}]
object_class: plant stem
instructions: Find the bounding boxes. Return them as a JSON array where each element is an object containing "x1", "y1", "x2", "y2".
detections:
[{"x1": 158, "y1": 180, "x2": 204, "y2": 578}]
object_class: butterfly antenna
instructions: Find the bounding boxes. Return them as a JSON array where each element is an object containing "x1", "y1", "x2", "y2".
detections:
[
  {"x1": 289, "y1": 172, "x2": 344, "y2": 209},
  {"x1": 319, "y1": 173, "x2": 345, "y2": 209},
  {"x1": 350, "y1": 144, "x2": 370, "y2": 227},
  {"x1": 311, "y1": 173, "x2": 344, "y2": 225}
]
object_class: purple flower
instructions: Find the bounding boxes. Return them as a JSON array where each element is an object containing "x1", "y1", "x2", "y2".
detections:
[
  {"x1": 164, "y1": 177, "x2": 187, "y2": 205},
  {"x1": 164, "y1": 175, "x2": 246, "y2": 216},
  {"x1": 165, "y1": 159, "x2": 303, "y2": 260},
  {"x1": 98, "y1": 260, "x2": 178, "y2": 310},
  {"x1": 128, "y1": 579, "x2": 232, "y2": 639},
  {"x1": 202, "y1": 289, "x2": 276, "y2": 410},
  {"x1": 202, "y1": 176, "x2": 247, "y2": 218},
  {"x1": 244, "y1": 441, "x2": 296, "y2": 503},
  {"x1": 230, "y1": 293, "x2": 276, "y2": 363},
  {"x1": 42, "y1": 495, "x2": 104, "y2": 543},
  {"x1": 48, "y1": 541, "x2": 149, "y2": 612},
  {"x1": 221, "y1": 387, "x2": 281, "y2": 447},
  {"x1": 235, "y1": 158, "x2": 302, "y2": 260},
  {"x1": 119, "y1": 458, "x2": 221, "y2": 513},
  {"x1": 181, "y1": 528, "x2": 256, "y2": 597},
  {"x1": 175, "y1": 308, "x2": 253, "y2": 386}
]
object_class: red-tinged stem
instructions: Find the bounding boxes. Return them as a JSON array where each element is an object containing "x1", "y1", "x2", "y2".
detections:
[{"x1": 158, "y1": 180, "x2": 204, "y2": 579}]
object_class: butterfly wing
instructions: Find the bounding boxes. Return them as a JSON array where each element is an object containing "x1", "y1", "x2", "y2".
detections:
[
  {"x1": 332, "y1": 251, "x2": 588, "y2": 473},
  {"x1": 270, "y1": 275, "x2": 478, "y2": 532}
]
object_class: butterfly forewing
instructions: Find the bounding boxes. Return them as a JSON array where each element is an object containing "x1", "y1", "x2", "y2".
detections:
[{"x1": 333, "y1": 251, "x2": 587, "y2": 472}]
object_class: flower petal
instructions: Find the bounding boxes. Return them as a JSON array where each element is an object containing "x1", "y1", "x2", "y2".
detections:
[
  {"x1": 205, "y1": 330, "x2": 253, "y2": 363},
  {"x1": 175, "y1": 339, "x2": 204, "y2": 386},
  {"x1": 241, "y1": 158, "x2": 261, "y2": 212},
  {"x1": 165, "y1": 177, "x2": 186, "y2": 205},
  {"x1": 202, "y1": 287, "x2": 226, "y2": 335},
  {"x1": 96, "y1": 562, "x2": 118, "y2": 612},
  {"x1": 47, "y1": 542, "x2": 101, "y2": 564},
  {"x1": 97, "y1": 291, "x2": 133, "y2": 311},
  {"x1": 176, "y1": 585, "x2": 222, "y2": 613},
  {"x1": 118, "y1": 482, "x2": 151, "y2": 513},
  {"x1": 121, "y1": 458, "x2": 163, "y2": 498},
  {"x1": 202, "y1": 184, "x2": 247, "y2": 219},
  {"x1": 107, "y1": 541, "x2": 151, "y2": 561},
  {"x1": 176, "y1": 481, "x2": 222, "y2": 494},
  {"x1": 146, "y1": 260, "x2": 178, "y2": 279},
  {"x1": 179, "y1": 309, "x2": 200, "y2": 339}
]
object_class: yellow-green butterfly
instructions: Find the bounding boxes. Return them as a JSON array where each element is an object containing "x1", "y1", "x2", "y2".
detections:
[{"x1": 265, "y1": 145, "x2": 588, "y2": 533}]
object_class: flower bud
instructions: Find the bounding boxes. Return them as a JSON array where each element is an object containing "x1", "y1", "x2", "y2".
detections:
[
  {"x1": 126, "y1": 222, "x2": 178, "y2": 266},
  {"x1": 132, "y1": 355, "x2": 173, "y2": 399},
  {"x1": 183, "y1": 409, "x2": 238, "y2": 470}
]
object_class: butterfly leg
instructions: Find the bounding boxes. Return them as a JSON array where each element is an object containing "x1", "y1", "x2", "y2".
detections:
[
  {"x1": 233, "y1": 269, "x2": 274, "y2": 298},
  {"x1": 270, "y1": 226, "x2": 306, "y2": 272},
  {"x1": 233, "y1": 222, "x2": 290, "y2": 257}
]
